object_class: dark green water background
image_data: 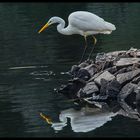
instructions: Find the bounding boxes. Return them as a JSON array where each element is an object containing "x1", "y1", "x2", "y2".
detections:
[{"x1": 0, "y1": 2, "x2": 140, "y2": 137}]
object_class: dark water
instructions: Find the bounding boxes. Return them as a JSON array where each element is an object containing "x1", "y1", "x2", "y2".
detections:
[{"x1": 0, "y1": 2, "x2": 140, "y2": 137}]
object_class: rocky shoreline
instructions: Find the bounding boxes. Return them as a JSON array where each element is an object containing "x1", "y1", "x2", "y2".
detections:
[{"x1": 58, "y1": 48, "x2": 140, "y2": 117}]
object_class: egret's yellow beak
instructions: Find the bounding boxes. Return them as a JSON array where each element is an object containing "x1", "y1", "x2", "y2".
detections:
[{"x1": 38, "y1": 22, "x2": 50, "y2": 34}]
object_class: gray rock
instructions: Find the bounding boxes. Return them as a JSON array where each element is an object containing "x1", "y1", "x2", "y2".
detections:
[
  {"x1": 84, "y1": 64, "x2": 98, "y2": 76},
  {"x1": 132, "y1": 75, "x2": 140, "y2": 84},
  {"x1": 136, "y1": 51, "x2": 140, "y2": 57},
  {"x1": 100, "y1": 79, "x2": 121, "y2": 98},
  {"x1": 116, "y1": 69, "x2": 140, "y2": 85},
  {"x1": 100, "y1": 79, "x2": 108, "y2": 96},
  {"x1": 82, "y1": 81, "x2": 99, "y2": 95},
  {"x1": 78, "y1": 62, "x2": 89, "y2": 68},
  {"x1": 70, "y1": 65, "x2": 80, "y2": 76},
  {"x1": 135, "y1": 87, "x2": 140, "y2": 113},
  {"x1": 115, "y1": 58, "x2": 140, "y2": 67},
  {"x1": 95, "y1": 52, "x2": 106, "y2": 62},
  {"x1": 106, "y1": 79, "x2": 122, "y2": 98},
  {"x1": 58, "y1": 78, "x2": 86, "y2": 99},
  {"x1": 94, "y1": 71, "x2": 115, "y2": 85},
  {"x1": 106, "y1": 66, "x2": 118, "y2": 74},
  {"x1": 118, "y1": 83, "x2": 137, "y2": 102},
  {"x1": 114, "y1": 66, "x2": 132, "y2": 76},
  {"x1": 88, "y1": 71, "x2": 103, "y2": 82},
  {"x1": 106, "y1": 50, "x2": 126, "y2": 57},
  {"x1": 77, "y1": 68, "x2": 91, "y2": 81},
  {"x1": 126, "y1": 47, "x2": 138, "y2": 57}
]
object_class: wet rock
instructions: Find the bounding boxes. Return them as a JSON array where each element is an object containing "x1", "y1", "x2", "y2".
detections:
[
  {"x1": 94, "y1": 71, "x2": 115, "y2": 85},
  {"x1": 70, "y1": 65, "x2": 80, "y2": 77},
  {"x1": 116, "y1": 69, "x2": 140, "y2": 85},
  {"x1": 70, "y1": 65, "x2": 91, "y2": 81},
  {"x1": 58, "y1": 78, "x2": 86, "y2": 99},
  {"x1": 76, "y1": 68, "x2": 91, "y2": 81}
]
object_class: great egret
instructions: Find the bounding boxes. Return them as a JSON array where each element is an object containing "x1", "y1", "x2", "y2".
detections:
[{"x1": 38, "y1": 11, "x2": 116, "y2": 63}]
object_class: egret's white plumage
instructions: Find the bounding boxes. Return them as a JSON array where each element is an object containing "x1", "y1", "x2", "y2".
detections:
[
  {"x1": 68, "y1": 11, "x2": 116, "y2": 36},
  {"x1": 38, "y1": 11, "x2": 116, "y2": 62}
]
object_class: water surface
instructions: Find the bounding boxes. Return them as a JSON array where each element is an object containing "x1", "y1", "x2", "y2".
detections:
[{"x1": 0, "y1": 2, "x2": 140, "y2": 137}]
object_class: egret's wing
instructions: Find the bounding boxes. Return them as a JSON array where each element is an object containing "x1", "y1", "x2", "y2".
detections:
[{"x1": 68, "y1": 11, "x2": 115, "y2": 32}]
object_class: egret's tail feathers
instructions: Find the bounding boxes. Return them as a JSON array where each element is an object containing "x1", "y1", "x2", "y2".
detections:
[{"x1": 105, "y1": 21, "x2": 116, "y2": 31}]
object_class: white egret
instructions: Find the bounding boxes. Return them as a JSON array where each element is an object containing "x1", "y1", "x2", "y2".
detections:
[{"x1": 38, "y1": 11, "x2": 116, "y2": 63}]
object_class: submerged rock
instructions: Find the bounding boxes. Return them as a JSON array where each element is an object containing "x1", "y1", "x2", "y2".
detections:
[{"x1": 59, "y1": 78, "x2": 86, "y2": 99}]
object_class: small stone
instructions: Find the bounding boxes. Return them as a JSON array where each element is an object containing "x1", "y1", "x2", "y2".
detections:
[{"x1": 94, "y1": 71, "x2": 115, "y2": 85}]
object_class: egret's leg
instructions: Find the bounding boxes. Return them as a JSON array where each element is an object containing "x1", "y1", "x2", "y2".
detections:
[
  {"x1": 88, "y1": 36, "x2": 97, "y2": 60},
  {"x1": 79, "y1": 35, "x2": 88, "y2": 64}
]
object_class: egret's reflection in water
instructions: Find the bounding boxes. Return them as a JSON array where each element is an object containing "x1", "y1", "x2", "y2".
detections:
[
  {"x1": 50, "y1": 104, "x2": 117, "y2": 133},
  {"x1": 46, "y1": 100, "x2": 140, "y2": 133}
]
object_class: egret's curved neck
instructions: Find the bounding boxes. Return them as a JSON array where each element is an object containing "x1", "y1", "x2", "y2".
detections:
[{"x1": 56, "y1": 17, "x2": 72, "y2": 35}]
